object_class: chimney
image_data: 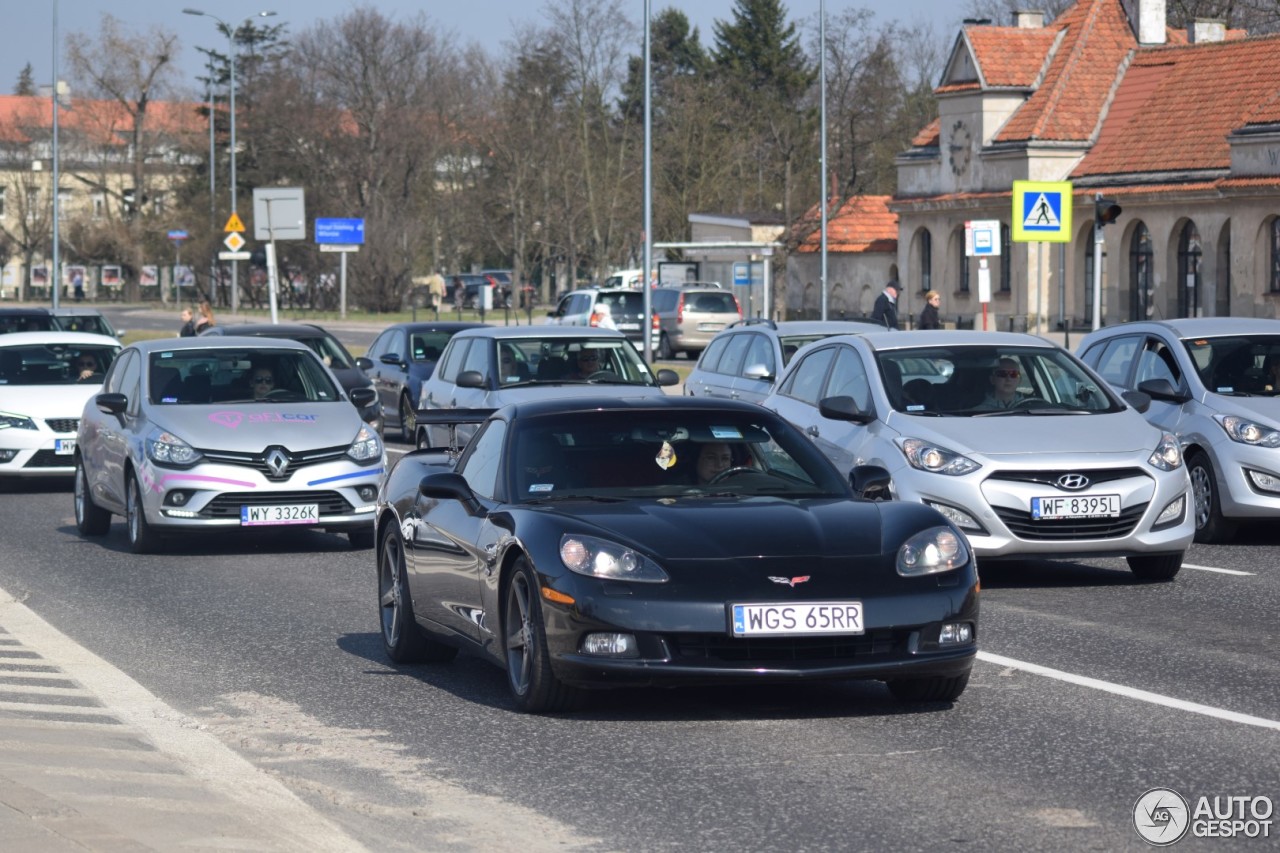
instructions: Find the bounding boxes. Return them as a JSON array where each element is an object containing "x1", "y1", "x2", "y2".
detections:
[
  {"x1": 1013, "y1": 10, "x2": 1046, "y2": 29},
  {"x1": 1136, "y1": 0, "x2": 1167, "y2": 45},
  {"x1": 1188, "y1": 19, "x2": 1226, "y2": 43}
]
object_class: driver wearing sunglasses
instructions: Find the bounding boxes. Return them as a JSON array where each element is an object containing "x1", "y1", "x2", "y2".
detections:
[{"x1": 977, "y1": 357, "x2": 1032, "y2": 410}]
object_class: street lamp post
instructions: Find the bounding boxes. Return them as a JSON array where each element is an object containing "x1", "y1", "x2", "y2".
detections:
[{"x1": 183, "y1": 7, "x2": 276, "y2": 315}]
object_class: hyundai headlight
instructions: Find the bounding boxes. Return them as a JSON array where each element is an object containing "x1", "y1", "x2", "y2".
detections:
[
  {"x1": 898, "y1": 438, "x2": 981, "y2": 476},
  {"x1": 347, "y1": 424, "x2": 382, "y2": 463},
  {"x1": 897, "y1": 526, "x2": 970, "y2": 576},
  {"x1": 1216, "y1": 415, "x2": 1280, "y2": 448},
  {"x1": 145, "y1": 428, "x2": 202, "y2": 467},
  {"x1": 560, "y1": 534, "x2": 668, "y2": 583},
  {"x1": 0, "y1": 412, "x2": 37, "y2": 431},
  {"x1": 1147, "y1": 432, "x2": 1183, "y2": 471}
]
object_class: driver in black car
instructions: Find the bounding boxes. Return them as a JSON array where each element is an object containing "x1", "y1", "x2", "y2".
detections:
[{"x1": 696, "y1": 442, "x2": 735, "y2": 485}]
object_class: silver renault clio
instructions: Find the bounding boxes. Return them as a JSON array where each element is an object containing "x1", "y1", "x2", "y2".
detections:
[{"x1": 74, "y1": 337, "x2": 384, "y2": 553}]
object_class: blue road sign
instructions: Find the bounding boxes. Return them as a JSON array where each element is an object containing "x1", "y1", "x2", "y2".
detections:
[
  {"x1": 167, "y1": 230, "x2": 188, "y2": 241},
  {"x1": 315, "y1": 218, "x2": 365, "y2": 244},
  {"x1": 733, "y1": 262, "x2": 751, "y2": 286}
]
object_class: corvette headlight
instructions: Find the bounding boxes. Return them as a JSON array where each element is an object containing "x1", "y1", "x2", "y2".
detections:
[
  {"x1": 898, "y1": 438, "x2": 981, "y2": 476},
  {"x1": 559, "y1": 534, "x2": 668, "y2": 583},
  {"x1": 0, "y1": 412, "x2": 37, "y2": 430},
  {"x1": 145, "y1": 428, "x2": 202, "y2": 467},
  {"x1": 347, "y1": 424, "x2": 382, "y2": 462},
  {"x1": 1147, "y1": 432, "x2": 1183, "y2": 471},
  {"x1": 897, "y1": 526, "x2": 970, "y2": 576},
  {"x1": 1216, "y1": 415, "x2": 1280, "y2": 448}
]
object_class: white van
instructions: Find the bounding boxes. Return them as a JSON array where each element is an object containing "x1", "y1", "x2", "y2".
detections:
[{"x1": 604, "y1": 269, "x2": 644, "y2": 289}]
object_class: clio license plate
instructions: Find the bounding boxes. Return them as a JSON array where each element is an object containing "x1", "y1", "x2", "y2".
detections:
[{"x1": 240, "y1": 504, "x2": 319, "y2": 526}]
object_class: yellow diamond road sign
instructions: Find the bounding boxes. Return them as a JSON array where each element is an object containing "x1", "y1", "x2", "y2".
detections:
[
  {"x1": 223, "y1": 232, "x2": 246, "y2": 252},
  {"x1": 223, "y1": 212, "x2": 246, "y2": 233}
]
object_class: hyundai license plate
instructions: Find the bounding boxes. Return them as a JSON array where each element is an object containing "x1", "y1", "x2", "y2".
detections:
[
  {"x1": 1031, "y1": 494, "x2": 1120, "y2": 520},
  {"x1": 240, "y1": 504, "x2": 319, "y2": 526},
  {"x1": 54, "y1": 439, "x2": 75, "y2": 456},
  {"x1": 732, "y1": 601, "x2": 864, "y2": 637}
]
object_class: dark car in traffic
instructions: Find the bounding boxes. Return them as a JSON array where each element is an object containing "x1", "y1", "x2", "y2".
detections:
[
  {"x1": 375, "y1": 396, "x2": 978, "y2": 713},
  {"x1": 199, "y1": 322, "x2": 382, "y2": 433},
  {"x1": 356, "y1": 321, "x2": 487, "y2": 442}
]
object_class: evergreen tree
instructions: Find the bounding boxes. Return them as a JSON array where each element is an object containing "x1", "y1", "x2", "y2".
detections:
[
  {"x1": 14, "y1": 63, "x2": 35, "y2": 96},
  {"x1": 711, "y1": 0, "x2": 812, "y2": 103},
  {"x1": 617, "y1": 8, "x2": 708, "y2": 122}
]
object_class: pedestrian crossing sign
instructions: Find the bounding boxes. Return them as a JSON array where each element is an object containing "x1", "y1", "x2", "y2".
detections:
[{"x1": 1012, "y1": 180, "x2": 1072, "y2": 243}]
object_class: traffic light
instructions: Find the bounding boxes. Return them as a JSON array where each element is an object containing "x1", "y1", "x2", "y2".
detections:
[
  {"x1": 250, "y1": 247, "x2": 267, "y2": 268},
  {"x1": 1095, "y1": 197, "x2": 1122, "y2": 226}
]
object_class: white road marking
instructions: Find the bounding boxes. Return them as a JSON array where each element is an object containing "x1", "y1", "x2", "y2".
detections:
[
  {"x1": 1183, "y1": 563, "x2": 1254, "y2": 576},
  {"x1": 977, "y1": 651, "x2": 1280, "y2": 732}
]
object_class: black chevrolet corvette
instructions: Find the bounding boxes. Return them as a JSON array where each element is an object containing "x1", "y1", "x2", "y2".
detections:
[{"x1": 375, "y1": 396, "x2": 979, "y2": 713}]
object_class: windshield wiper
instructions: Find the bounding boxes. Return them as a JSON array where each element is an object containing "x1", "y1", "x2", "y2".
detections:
[{"x1": 524, "y1": 494, "x2": 626, "y2": 504}]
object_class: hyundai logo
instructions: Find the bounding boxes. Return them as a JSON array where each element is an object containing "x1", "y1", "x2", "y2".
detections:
[
  {"x1": 265, "y1": 448, "x2": 290, "y2": 478},
  {"x1": 1056, "y1": 473, "x2": 1090, "y2": 491}
]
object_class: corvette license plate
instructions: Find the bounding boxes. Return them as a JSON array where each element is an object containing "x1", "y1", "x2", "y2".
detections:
[
  {"x1": 732, "y1": 601, "x2": 864, "y2": 637},
  {"x1": 54, "y1": 439, "x2": 75, "y2": 456},
  {"x1": 1031, "y1": 493, "x2": 1120, "y2": 520},
  {"x1": 240, "y1": 504, "x2": 319, "y2": 526}
]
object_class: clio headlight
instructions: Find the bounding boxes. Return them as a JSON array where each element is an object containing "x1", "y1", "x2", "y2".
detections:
[
  {"x1": 897, "y1": 526, "x2": 970, "y2": 576},
  {"x1": 1147, "y1": 432, "x2": 1183, "y2": 471},
  {"x1": 347, "y1": 424, "x2": 382, "y2": 463},
  {"x1": 559, "y1": 534, "x2": 668, "y2": 583},
  {"x1": 145, "y1": 428, "x2": 202, "y2": 467},
  {"x1": 1216, "y1": 415, "x2": 1280, "y2": 448},
  {"x1": 898, "y1": 438, "x2": 981, "y2": 476},
  {"x1": 0, "y1": 412, "x2": 38, "y2": 430}
]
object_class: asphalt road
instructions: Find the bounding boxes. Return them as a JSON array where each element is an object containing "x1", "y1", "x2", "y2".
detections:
[{"x1": 1, "y1": 472, "x2": 1277, "y2": 851}]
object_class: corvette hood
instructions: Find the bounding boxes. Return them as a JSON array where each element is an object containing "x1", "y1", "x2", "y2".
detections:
[
  {"x1": 148, "y1": 402, "x2": 367, "y2": 451},
  {"x1": 550, "y1": 497, "x2": 885, "y2": 560}
]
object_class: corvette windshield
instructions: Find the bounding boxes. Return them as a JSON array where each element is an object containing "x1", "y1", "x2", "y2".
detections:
[{"x1": 507, "y1": 410, "x2": 848, "y2": 501}]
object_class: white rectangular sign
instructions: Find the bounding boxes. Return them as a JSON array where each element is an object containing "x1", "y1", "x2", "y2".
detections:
[{"x1": 966, "y1": 219, "x2": 1002, "y2": 257}]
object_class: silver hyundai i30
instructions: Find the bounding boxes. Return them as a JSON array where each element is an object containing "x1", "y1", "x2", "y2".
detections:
[{"x1": 74, "y1": 337, "x2": 384, "y2": 553}]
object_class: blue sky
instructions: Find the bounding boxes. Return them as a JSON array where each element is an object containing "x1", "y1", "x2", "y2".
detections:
[{"x1": 6, "y1": 0, "x2": 959, "y2": 95}]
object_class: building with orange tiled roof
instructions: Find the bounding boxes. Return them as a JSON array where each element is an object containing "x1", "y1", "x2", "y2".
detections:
[
  {"x1": 786, "y1": 195, "x2": 899, "y2": 317},
  {"x1": 797, "y1": 0, "x2": 1280, "y2": 331},
  {"x1": 0, "y1": 89, "x2": 202, "y2": 300}
]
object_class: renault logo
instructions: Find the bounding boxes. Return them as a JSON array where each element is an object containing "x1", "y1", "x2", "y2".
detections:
[
  {"x1": 1056, "y1": 473, "x2": 1090, "y2": 491},
  {"x1": 265, "y1": 448, "x2": 290, "y2": 478}
]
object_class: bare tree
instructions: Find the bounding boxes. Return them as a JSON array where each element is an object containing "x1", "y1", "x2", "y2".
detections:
[{"x1": 65, "y1": 13, "x2": 180, "y2": 299}]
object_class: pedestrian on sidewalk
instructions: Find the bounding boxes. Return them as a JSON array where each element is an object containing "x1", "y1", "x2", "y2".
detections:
[
  {"x1": 178, "y1": 308, "x2": 196, "y2": 337},
  {"x1": 194, "y1": 301, "x2": 216, "y2": 334},
  {"x1": 870, "y1": 280, "x2": 900, "y2": 330},
  {"x1": 918, "y1": 290, "x2": 942, "y2": 330}
]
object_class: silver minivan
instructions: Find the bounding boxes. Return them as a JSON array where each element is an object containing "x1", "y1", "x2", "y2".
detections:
[{"x1": 651, "y1": 284, "x2": 742, "y2": 359}]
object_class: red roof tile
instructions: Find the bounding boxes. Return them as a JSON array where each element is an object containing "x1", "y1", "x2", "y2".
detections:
[
  {"x1": 965, "y1": 27, "x2": 1060, "y2": 89},
  {"x1": 1074, "y1": 33, "x2": 1280, "y2": 177},
  {"x1": 0, "y1": 94, "x2": 203, "y2": 145},
  {"x1": 794, "y1": 195, "x2": 897, "y2": 254}
]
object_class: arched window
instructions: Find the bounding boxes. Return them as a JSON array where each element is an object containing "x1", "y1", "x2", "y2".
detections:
[
  {"x1": 1216, "y1": 223, "x2": 1231, "y2": 317},
  {"x1": 957, "y1": 232, "x2": 970, "y2": 293},
  {"x1": 1177, "y1": 222, "x2": 1202, "y2": 318},
  {"x1": 1270, "y1": 219, "x2": 1280, "y2": 294},
  {"x1": 1084, "y1": 246, "x2": 1095, "y2": 323},
  {"x1": 919, "y1": 230, "x2": 932, "y2": 294},
  {"x1": 1129, "y1": 223, "x2": 1153, "y2": 321},
  {"x1": 999, "y1": 223, "x2": 1011, "y2": 292}
]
